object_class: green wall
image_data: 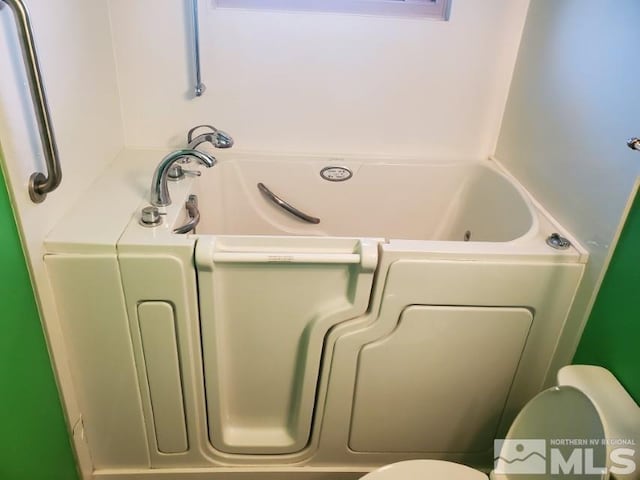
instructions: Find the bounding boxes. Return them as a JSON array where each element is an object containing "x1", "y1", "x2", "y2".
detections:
[
  {"x1": 0, "y1": 160, "x2": 78, "y2": 479},
  {"x1": 574, "y1": 188, "x2": 640, "y2": 404}
]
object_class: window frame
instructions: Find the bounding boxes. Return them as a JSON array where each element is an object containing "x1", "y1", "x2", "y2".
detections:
[{"x1": 213, "y1": 0, "x2": 452, "y2": 20}]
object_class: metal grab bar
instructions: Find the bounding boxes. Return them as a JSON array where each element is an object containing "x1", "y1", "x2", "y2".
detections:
[
  {"x1": 192, "y1": 0, "x2": 206, "y2": 97},
  {"x1": 1, "y1": 0, "x2": 62, "y2": 203},
  {"x1": 257, "y1": 182, "x2": 321, "y2": 224},
  {"x1": 173, "y1": 194, "x2": 200, "y2": 234}
]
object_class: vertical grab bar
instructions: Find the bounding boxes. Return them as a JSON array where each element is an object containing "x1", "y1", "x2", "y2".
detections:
[
  {"x1": 1, "y1": 0, "x2": 61, "y2": 203},
  {"x1": 192, "y1": 0, "x2": 206, "y2": 97}
]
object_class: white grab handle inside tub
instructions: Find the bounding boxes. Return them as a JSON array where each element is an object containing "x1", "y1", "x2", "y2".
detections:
[
  {"x1": 211, "y1": 252, "x2": 360, "y2": 264},
  {"x1": 196, "y1": 237, "x2": 380, "y2": 272}
]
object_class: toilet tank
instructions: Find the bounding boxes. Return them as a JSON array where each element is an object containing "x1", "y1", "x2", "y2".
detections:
[{"x1": 557, "y1": 366, "x2": 640, "y2": 480}]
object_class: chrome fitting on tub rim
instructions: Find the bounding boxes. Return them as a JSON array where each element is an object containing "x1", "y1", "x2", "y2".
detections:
[{"x1": 546, "y1": 233, "x2": 571, "y2": 250}]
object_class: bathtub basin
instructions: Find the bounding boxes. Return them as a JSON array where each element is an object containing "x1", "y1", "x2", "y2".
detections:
[{"x1": 188, "y1": 156, "x2": 535, "y2": 242}]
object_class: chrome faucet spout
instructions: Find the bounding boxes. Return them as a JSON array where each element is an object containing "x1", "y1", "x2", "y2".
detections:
[{"x1": 150, "y1": 149, "x2": 216, "y2": 207}]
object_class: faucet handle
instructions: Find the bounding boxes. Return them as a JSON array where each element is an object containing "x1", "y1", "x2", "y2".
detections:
[{"x1": 168, "y1": 164, "x2": 202, "y2": 181}]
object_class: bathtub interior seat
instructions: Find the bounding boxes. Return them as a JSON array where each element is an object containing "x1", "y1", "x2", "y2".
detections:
[{"x1": 195, "y1": 235, "x2": 380, "y2": 454}]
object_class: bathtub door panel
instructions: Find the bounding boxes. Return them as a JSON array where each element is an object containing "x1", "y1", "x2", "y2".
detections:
[
  {"x1": 196, "y1": 236, "x2": 378, "y2": 455},
  {"x1": 349, "y1": 305, "x2": 532, "y2": 453}
]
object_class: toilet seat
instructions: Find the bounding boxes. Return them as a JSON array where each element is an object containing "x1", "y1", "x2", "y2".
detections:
[
  {"x1": 501, "y1": 384, "x2": 604, "y2": 442},
  {"x1": 493, "y1": 385, "x2": 606, "y2": 479},
  {"x1": 360, "y1": 460, "x2": 488, "y2": 479},
  {"x1": 360, "y1": 386, "x2": 606, "y2": 480}
]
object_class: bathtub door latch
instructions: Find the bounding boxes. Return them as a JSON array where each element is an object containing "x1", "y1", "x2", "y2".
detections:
[{"x1": 173, "y1": 195, "x2": 200, "y2": 234}]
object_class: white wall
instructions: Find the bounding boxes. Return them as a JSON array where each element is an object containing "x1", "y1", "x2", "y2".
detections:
[
  {"x1": 109, "y1": 0, "x2": 530, "y2": 159},
  {"x1": 495, "y1": 0, "x2": 640, "y2": 381},
  {"x1": 0, "y1": 0, "x2": 124, "y2": 476}
]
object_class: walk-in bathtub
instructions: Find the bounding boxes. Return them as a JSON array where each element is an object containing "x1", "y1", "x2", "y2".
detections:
[{"x1": 45, "y1": 151, "x2": 587, "y2": 479}]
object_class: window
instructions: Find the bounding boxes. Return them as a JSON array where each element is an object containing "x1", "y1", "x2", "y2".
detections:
[{"x1": 214, "y1": 0, "x2": 451, "y2": 20}]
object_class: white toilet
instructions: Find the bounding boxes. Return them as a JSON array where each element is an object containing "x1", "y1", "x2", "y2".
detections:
[{"x1": 361, "y1": 366, "x2": 640, "y2": 480}]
